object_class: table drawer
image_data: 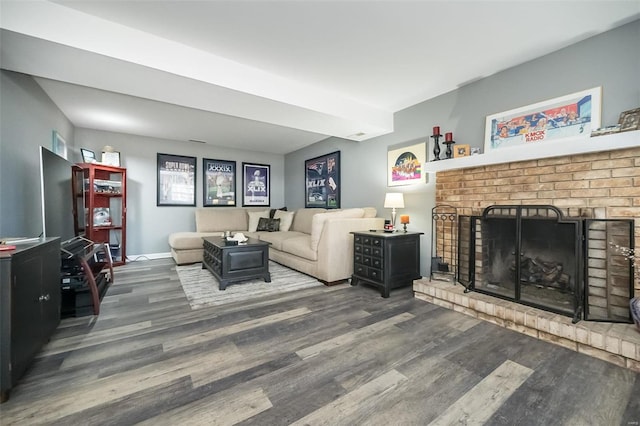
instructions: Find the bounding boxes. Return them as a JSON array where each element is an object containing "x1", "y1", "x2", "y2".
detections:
[{"x1": 368, "y1": 267, "x2": 383, "y2": 283}]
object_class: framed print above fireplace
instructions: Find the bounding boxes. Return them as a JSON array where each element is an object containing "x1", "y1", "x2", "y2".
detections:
[{"x1": 485, "y1": 87, "x2": 602, "y2": 153}]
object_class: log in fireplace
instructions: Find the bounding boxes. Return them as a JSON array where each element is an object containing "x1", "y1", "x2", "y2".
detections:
[{"x1": 457, "y1": 205, "x2": 635, "y2": 324}]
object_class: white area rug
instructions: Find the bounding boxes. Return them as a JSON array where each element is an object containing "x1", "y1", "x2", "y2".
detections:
[{"x1": 176, "y1": 261, "x2": 322, "y2": 309}]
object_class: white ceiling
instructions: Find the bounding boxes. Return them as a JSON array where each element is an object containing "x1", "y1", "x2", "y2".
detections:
[{"x1": 1, "y1": 1, "x2": 639, "y2": 154}]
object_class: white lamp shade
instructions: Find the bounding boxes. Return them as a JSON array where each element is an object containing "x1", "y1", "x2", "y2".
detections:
[{"x1": 384, "y1": 192, "x2": 405, "y2": 209}]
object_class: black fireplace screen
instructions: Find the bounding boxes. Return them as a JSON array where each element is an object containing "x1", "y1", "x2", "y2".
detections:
[{"x1": 457, "y1": 205, "x2": 634, "y2": 323}]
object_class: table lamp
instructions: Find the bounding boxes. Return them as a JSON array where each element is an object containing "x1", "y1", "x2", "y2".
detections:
[{"x1": 384, "y1": 192, "x2": 404, "y2": 230}]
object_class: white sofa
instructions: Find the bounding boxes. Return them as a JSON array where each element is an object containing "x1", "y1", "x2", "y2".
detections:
[{"x1": 168, "y1": 207, "x2": 384, "y2": 283}]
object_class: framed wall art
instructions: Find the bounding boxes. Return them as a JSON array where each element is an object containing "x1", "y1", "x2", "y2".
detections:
[
  {"x1": 305, "y1": 151, "x2": 340, "y2": 209},
  {"x1": 80, "y1": 148, "x2": 97, "y2": 163},
  {"x1": 485, "y1": 87, "x2": 602, "y2": 152},
  {"x1": 453, "y1": 144, "x2": 470, "y2": 158},
  {"x1": 203, "y1": 158, "x2": 236, "y2": 207},
  {"x1": 157, "y1": 153, "x2": 196, "y2": 206},
  {"x1": 387, "y1": 142, "x2": 425, "y2": 186},
  {"x1": 52, "y1": 130, "x2": 67, "y2": 159},
  {"x1": 242, "y1": 162, "x2": 270, "y2": 206},
  {"x1": 101, "y1": 150, "x2": 121, "y2": 167}
]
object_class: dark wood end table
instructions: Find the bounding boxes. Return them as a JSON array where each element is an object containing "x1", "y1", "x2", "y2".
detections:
[{"x1": 351, "y1": 231, "x2": 423, "y2": 298}]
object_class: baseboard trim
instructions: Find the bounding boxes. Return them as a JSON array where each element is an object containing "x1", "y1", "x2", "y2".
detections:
[{"x1": 126, "y1": 252, "x2": 172, "y2": 262}]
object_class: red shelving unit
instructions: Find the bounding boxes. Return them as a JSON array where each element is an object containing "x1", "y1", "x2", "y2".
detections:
[{"x1": 72, "y1": 163, "x2": 127, "y2": 266}]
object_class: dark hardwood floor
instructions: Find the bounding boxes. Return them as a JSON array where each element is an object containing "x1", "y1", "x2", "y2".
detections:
[{"x1": 1, "y1": 258, "x2": 639, "y2": 425}]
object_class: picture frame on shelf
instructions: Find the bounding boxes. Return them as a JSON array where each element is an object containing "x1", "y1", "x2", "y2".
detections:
[
  {"x1": 80, "y1": 148, "x2": 97, "y2": 163},
  {"x1": 203, "y1": 158, "x2": 236, "y2": 207},
  {"x1": 454, "y1": 144, "x2": 471, "y2": 158},
  {"x1": 305, "y1": 150, "x2": 340, "y2": 208},
  {"x1": 470, "y1": 147, "x2": 482, "y2": 156},
  {"x1": 618, "y1": 107, "x2": 640, "y2": 132},
  {"x1": 387, "y1": 142, "x2": 425, "y2": 187},
  {"x1": 52, "y1": 130, "x2": 68, "y2": 159},
  {"x1": 101, "y1": 151, "x2": 121, "y2": 167},
  {"x1": 484, "y1": 87, "x2": 602, "y2": 153},
  {"x1": 157, "y1": 153, "x2": 196, "y2": 206},
  {"x1": 242, "y1": 162, "x2": 270, "y2": 206}
]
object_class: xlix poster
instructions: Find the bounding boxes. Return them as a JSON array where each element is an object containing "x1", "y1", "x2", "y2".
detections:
[{"x1": 305, "y1": 151, "x2": 340, "y2": 209}]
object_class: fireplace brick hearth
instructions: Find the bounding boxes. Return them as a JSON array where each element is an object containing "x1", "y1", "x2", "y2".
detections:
[
  {"x1": 415, "y1": 143, "x2": 640, "y2": 370},
  {"x1": 413, "y1": 279, "x2": 640, "y2": 372}
]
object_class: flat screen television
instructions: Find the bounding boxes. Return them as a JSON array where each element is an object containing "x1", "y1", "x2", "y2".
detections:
[{"x1": 39, "y1": 146, "x2": 75, "y2": 243}]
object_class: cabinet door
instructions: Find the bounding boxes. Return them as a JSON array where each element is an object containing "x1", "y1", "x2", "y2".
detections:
[
  {"x1": 11, "y1": 253, "x2": 44, "y2": 384},
  {"x1": 40, "y1": 242, "x2": 61, "y2": 339}
]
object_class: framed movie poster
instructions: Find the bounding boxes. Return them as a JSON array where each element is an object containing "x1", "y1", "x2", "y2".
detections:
[
  {"x1": 387, "y1": 142, "x2": 426, "y2": 186},
  {"x1": 203, "y1": 158, "x2": 236, "y2": 207},
  {"x1": 305, "y1": 151, "x2": 340, "y2": 209},
  {"x1": 242, "y1": 162, "x2": 270, "y2": 206},
  {"x1": 157, "y1": 153, "x2": 196, "y2": 206}
]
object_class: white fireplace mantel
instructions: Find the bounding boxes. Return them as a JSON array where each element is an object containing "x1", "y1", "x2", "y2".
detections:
[{"x1": 424, "y1": 130, "x2": 640, "y2": 173}]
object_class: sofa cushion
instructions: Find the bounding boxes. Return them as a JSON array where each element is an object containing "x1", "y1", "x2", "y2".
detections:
[
  {"x1": 248, "y1": 209, "x2": 271, "y2": 232},
  {"x1": 258, "y1": 231, "x2": 307, "y2": 251},
  {"x1": 291, "y1": 208, "x2": 326, "y2": 234},
  {"x1": 281, "y1": 235, "x2": 318, "y2": 261},
  {"x1": 274, "y1": 210, "x2": 295, "y2": 232},
  {"x1": 196, "y1": 208, "x2": 250, "y2": 232},
  {"x1": 269, "y1": 207, "x2": 287, "y2": 218},
  {"x1": 363, "y1": 207, "x2": 377, "y2": 218},
  {"x1": 169, "y1": 231, "x2": 221, "y2": 250},
  {"x1": 310, "y1": 208, "x2": 365, "y2": 250}
]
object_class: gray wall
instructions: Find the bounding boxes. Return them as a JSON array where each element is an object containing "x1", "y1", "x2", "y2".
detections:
[
  {"x1": 1, "y1": 20, "x2": 638, "y2": 262},
  {"x1": 284, "y1": 19, "x2": 640, "y2": 276},
  {"x1": 74, "y1": 128, "x2": 285, "y2": 257},
  {"x1": 0, "y1": 70, "x2": 75, "y2": 238}
]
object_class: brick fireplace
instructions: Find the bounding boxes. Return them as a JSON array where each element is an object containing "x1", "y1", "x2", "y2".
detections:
[{"x1": 414, "y1": 142, "x2": 640, "y2": 371}]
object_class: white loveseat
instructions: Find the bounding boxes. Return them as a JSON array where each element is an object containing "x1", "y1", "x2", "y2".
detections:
[{"x1": 168, "y1": 207, "x2": 383, "y2": 283}]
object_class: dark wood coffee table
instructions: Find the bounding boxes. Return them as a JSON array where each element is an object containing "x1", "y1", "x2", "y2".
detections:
[{"x1": 202, "y1": 236, "x2": 271, "y2": 290}]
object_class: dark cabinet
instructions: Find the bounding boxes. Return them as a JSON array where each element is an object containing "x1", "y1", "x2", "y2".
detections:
[
  {"x1": 351, "y1": 231, "x2": 423, "y2": 298},
  {"x1": 1, "y1": 238, "x2": 61, "y2": 402}
]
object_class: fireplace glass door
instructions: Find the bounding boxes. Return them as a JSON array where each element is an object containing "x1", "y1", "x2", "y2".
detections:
[{"x1": 469, "y1": 205, "x2": 583, "y2": 320}]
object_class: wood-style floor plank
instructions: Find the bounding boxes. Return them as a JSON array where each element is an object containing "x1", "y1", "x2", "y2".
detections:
[{"x1": 1, "y1": 258, "x2": 638, "y2": 425}]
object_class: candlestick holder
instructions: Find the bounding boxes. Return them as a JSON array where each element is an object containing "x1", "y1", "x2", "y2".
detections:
[
  {"x1": 430, "y1": 133, "x2": 442, "y2": 161},
  {"x1": 443, "y1": 139, "x2": 455, "y2": 159}
]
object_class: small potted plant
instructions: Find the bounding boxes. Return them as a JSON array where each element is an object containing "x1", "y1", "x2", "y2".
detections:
[{"x1": 613, "y1": 244, "x2": 639, "y2": 331}]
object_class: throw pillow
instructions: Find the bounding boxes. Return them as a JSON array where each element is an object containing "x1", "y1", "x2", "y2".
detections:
[
  {"x1": 269, "y1": 207, "x2": 287, "y2": 218},
  {"x1": 274, "y1": 210, "x2": 295, "y2": 232},
  {"x1": 257, "y1": 217, "x2": 280, "y2": 232},
  {"x1": 248, "y1": 209, "x2": 271, "y2": 232}
]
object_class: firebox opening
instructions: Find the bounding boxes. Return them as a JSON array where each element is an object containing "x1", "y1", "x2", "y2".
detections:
[{"x1": 479, "y1": 216, "x2": 579, "y2": 317}]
